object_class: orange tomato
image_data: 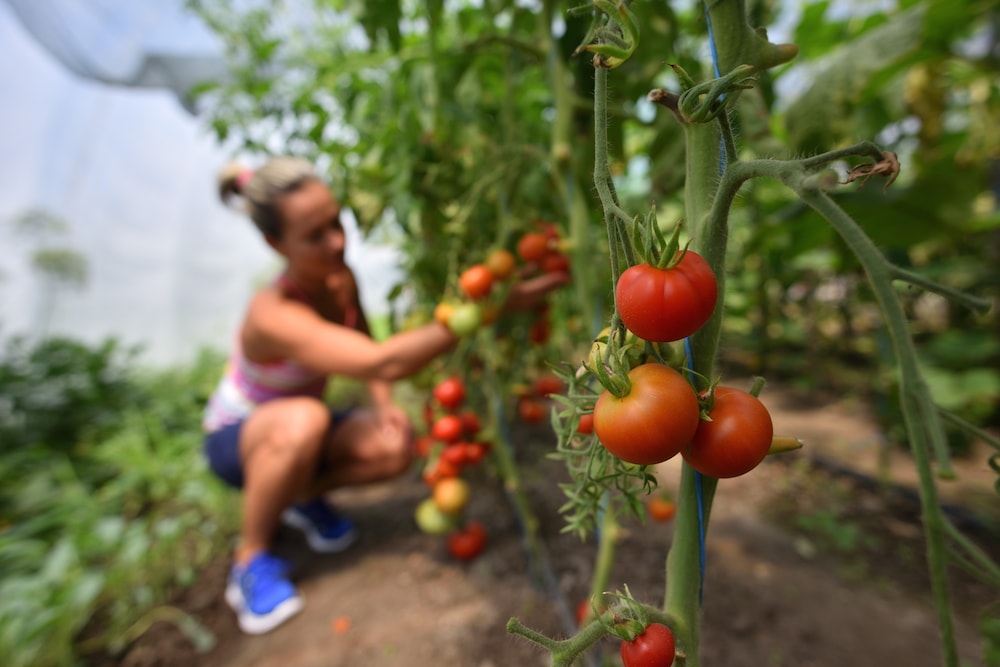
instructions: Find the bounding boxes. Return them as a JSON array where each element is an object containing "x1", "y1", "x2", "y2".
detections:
[
  {"x1": 433, "y1": 477, "x2": 471, "y2": 515},
  {"x1": 647, "y1": 495, "x2": 677, "y2": 522},
  {"x1": 458, "y1": 264, "x2": 495, "y2": 300},
  {"x1": 485, "y1": 248, "x2": 517, "y2": 280},
  {"x1": 434, "y1": 302, "x2": 455, "y2": 326}
]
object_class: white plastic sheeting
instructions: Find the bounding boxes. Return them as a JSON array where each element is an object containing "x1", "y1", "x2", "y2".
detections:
[
  {"x1": 0, "y1": 1, "x2": 402, "y2": 367},
  {"x1": 3, "y1": 0, "x2": 229, "y2": 107}
]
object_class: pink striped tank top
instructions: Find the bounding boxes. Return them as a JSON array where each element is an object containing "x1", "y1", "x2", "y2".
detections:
[{"x1": 201, "y1": 273, "x2": 357, "y2": 433}]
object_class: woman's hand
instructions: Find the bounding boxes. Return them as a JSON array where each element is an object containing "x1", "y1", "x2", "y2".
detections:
[
  {"x1": 503, "y1": 270, "x2": 571, "y2": 311},
  {"x1": 375, "y1": 403, "x2": 414, "y2": 450}
]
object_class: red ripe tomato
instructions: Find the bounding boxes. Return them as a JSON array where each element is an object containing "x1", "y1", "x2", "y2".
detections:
[
  {"x1": 433, "y1": 377, "x2": 466, "y2": 411},
  {"x1": 440, "y1": 443, "x2": 468, "y2": 467},
  {"x1": 615, "y1": 251, "x2": 718, "y2": 342},
  {"x1": 575, "y1": 597, "x2": 608, "y2": 627},
  {"x1": 529, "y1": 315, "x2": 551, "y2": 345},
  {"x1": 462, "y1": 441, "x2": 489, "y2": 465},
  {"x1": 620, "y1": 622, "x2": 676, "y2": 667},
  {"x1": 593, "y1": 363, "x2": 699, "y2": 465},
  {"x1": 534, "y1": 220, "x2": 561, "y2": 240},
  {"x1": 532, "y1": 373, "x2": 564, "y2": 397},
  {"x1": 576, "y1": 413, "x2": 594, "y2": 435},
  {"x1": 485, "y1": 248, "x2": 516, "y2": 280},
  {"x1": 422, "y1": 457, "x2": 461, "y2": 486},
  {"x1": 459, "y1": 410, "x2": 481, "y2": 436},
  {"x1": 517, "y1": 232, "x2": 550, "y2": 263},
  {"x1": 540, "y1": 251, "x2": 571, "y2": 274},
  {"x1": 518, "y1": 396, "x2": 547, "y2": 423},
  {"x1": 447, "y1": 521, "x2": 487, "y2": 561},
  {"x1": 431, "y1": 414, "x2": 464, "y2": 443},
  {"x1": 683, "y1": 387, "x2": 773, "y2": 478},
  {"x1": 459, "y1": 264, "x2": 495, "y2": 300}
]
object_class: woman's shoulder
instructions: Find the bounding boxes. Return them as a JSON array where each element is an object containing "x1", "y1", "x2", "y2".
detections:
[{"x1": 243, "y1": 285, "x2": 315, "y2": 342}]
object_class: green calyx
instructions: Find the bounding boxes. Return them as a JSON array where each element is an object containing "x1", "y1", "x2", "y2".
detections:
[{"x1": 629, "y1": 205, "x2": 688, "y2": 271}]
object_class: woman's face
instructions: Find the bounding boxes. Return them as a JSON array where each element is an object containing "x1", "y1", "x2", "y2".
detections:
[{"x1": 271, "y1": 179, "x2": 347, "y2": 279}]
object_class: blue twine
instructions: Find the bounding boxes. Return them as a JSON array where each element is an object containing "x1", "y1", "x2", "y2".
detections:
[
  {"x1": 703, "y1": 1, "x2": 727, "y2": 176},
  {"x1": 685, "y1": 336, "x2": 707, "y2": 606}
]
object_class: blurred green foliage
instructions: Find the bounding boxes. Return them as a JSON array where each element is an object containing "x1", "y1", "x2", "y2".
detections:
[{"x1": 0, "y1": 338, "x2": 238, "y2": 667}]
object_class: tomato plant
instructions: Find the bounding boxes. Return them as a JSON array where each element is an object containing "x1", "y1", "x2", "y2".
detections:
[
  {"x1": 458, "y1": 264, "x2": 495, "y2": 300},
  {"x1": 594, "y1": 363, "x2": 700, "y2": 465},
  {"x1": 447, "y1": 521, "x2": 487, "y2": 561},
  {"x1": 615, "y1": 251, "x2": 718, "y2": 343},
  {"x1": 683, "y1": 387, "x2": 774, "y2": 479},
  {"x1": 620, "y1": 622, "x2": 676, "y2": 667},
  {"x1": 433, "y1": 376, "x2": 466, "y2": 411}
]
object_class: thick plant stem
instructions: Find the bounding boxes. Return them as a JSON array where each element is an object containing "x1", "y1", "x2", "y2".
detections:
[
  {"x1": 587, "y1": 500, "x2": 620, "y2": 614},
  {"x1": 663, "y1": 3, "x2": 798, "y2": 663},
  {"x1": 486, "y1": 387, "x2": 553, "y2": 592},
  {"x1": 662, "y1": 102, "x2": 728, "y2": 667},
  {"x1": 792, "y1": 186, "x2": 961, "y2": 667}
]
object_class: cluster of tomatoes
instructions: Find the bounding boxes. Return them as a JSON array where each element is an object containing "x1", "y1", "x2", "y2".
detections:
[
  {"x1": 515, "y1": 222, "x2": 571, "y2": 346},
  {"x1": 592, "y1": 250, "x2": 774, "y2": 478},
  {"x1": 412, "y1": 376, "x2": 490, "y2": 561}
]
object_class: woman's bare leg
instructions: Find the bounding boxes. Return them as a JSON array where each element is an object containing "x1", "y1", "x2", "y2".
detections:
[{"x1": 235, "y1": 397, "x2": 330, "y2": 563}]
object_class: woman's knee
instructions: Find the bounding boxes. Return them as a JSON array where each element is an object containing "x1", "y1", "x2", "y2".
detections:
[{"x1": 244, "y1": 397, "x2": 331, "y2": 462}]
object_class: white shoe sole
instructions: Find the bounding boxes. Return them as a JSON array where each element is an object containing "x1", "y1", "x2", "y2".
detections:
[
  {"x1": 281, "y1": 509, "x2": 359, "y2": 553},
  {"x1": 225, "y1": 581, "x2": 304, "y2": 635}
]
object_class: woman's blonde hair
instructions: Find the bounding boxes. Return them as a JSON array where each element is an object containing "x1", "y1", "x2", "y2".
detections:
[{"x1": 217, "y1": 156, "x2": 319, "y2": 239}]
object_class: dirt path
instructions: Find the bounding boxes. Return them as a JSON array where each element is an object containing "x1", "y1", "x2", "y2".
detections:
[{"x1": 115, "y1": 382, "x2": 997, "y2": 667}]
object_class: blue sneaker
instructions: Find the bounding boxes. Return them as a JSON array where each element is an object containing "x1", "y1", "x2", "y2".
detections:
[
  {"x1": 225, "y1": 553, "x2": 303, "y2": 635},
  {"x1": 281, "y1": 499, "x2": 358, "y2": 553}
]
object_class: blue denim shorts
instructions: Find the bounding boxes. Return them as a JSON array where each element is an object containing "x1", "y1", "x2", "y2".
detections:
[{"x1": 203, "y1": 407, "x2": 353, "y2": 488}]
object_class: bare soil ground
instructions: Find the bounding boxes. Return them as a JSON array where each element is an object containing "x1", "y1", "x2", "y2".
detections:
[{"x1": 104, "y1": 380, "x2": 998, "y2": 667}]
